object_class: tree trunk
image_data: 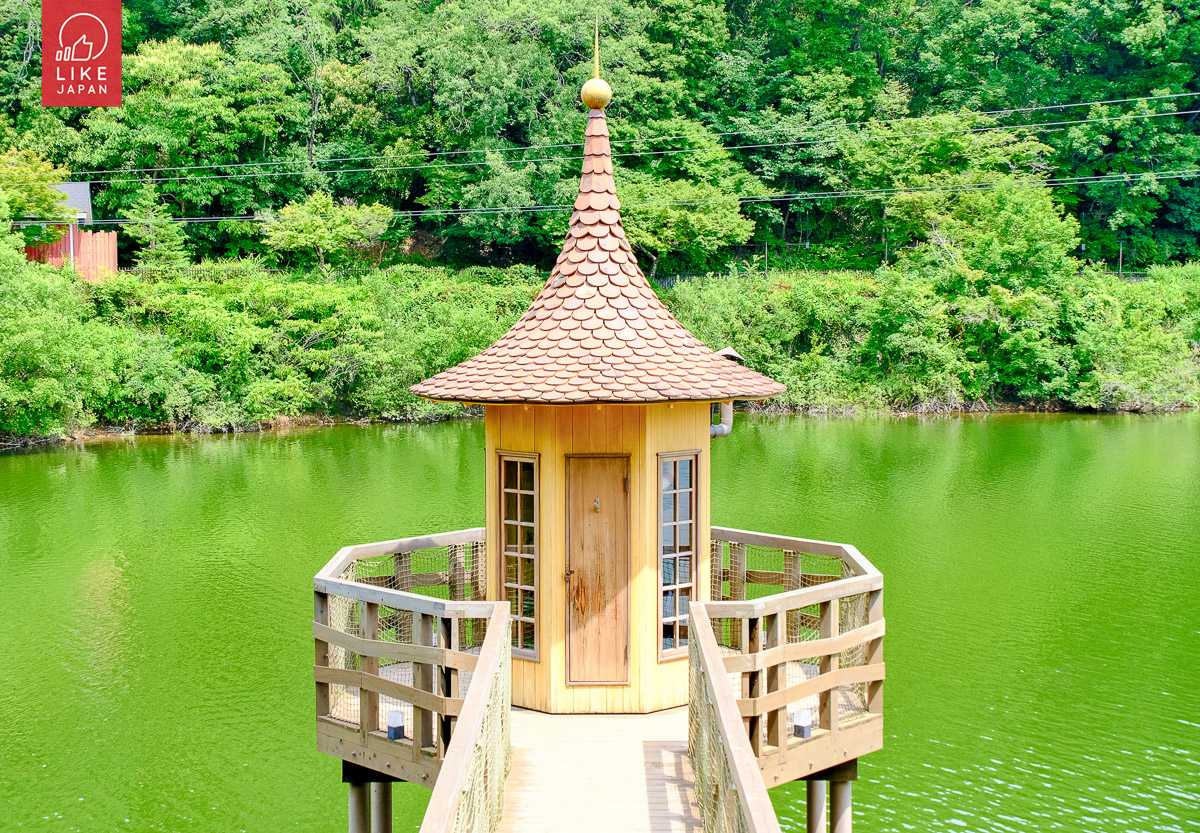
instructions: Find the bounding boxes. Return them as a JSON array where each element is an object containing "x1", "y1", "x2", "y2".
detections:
[
  {"x1": 308, "y1": 83, "x2": 320, "y2": 164},
  {"x1": 643, "y1": 250, "x2": 659, "y2": 282},
  {"x1": 402, "y1": 67, "x2": 417, "y2": 108}
]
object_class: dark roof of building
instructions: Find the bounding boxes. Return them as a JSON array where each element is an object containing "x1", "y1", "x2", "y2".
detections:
[{"x1": 54, "y1": 182, "x2": 93, "y2": 224}]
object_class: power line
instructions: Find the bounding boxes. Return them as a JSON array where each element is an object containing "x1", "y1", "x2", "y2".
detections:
[
  {"x1": 9, "y1": 108, "x2": 1196, "y2": 188},
  {"x1": 59, "y1": 90, "x2": 1200, "y2": 178},
  {"x1": 22, "y1": 167, "x2": 1195, "y2": 226}
]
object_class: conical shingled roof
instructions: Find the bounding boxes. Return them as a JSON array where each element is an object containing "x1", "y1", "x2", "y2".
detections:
[{"x1": 410, "y1": 107, "x2": 786, "y2": 404}]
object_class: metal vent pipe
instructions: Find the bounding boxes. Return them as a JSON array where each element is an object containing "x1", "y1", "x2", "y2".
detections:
[{"x1": 710, "y1": 402, "x2": 733, "y2": 438}]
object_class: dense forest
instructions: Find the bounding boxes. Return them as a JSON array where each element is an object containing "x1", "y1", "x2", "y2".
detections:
[
  {"x1": 2, "y1": 0, "x2": 1199, "y2": 270},
  {"x1": 1, "y1": 0, "x2": 1199, "y2": 439}
]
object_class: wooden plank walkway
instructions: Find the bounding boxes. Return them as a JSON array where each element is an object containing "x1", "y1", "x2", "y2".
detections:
[{"x1": 496, "y1": 707, "x2": 704, "y2": 833}]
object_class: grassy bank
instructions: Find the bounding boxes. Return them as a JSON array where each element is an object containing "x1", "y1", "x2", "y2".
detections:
[{"x1": 2, "y1": 250, "x2": 1198, "y2": 442}]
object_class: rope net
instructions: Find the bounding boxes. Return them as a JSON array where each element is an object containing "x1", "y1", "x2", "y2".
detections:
[
  {"x1": 348, "y1": 540, "x2": 488, "y2": 645},
  {"x1": 324, "y1": 537, "x2": 488, "y2": 736},
  {"x1": 689, "y1": 637, "x2": 752, "y2": 833},
  {"x1": 708, "y1": 539, "x2": 871, "y2": 733},
  {"x1": 449, "y1": 627, "x2": 512, "y2": 833}
]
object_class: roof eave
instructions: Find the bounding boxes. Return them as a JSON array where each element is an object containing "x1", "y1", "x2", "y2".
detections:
[{"x1": 408, "y1": 388, "x2": 787, "y2": 406}]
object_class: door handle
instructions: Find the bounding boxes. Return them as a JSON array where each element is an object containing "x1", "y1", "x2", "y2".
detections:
[{"x1": 564, "y1": 570, "x2": 575, "y2": 581}]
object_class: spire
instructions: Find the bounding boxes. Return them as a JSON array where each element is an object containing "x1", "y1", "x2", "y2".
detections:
[
  {"x1": 409, "y1": 42, "x2": 785, "y2": 405},
  {"x1": 580, "y1": 12, "x2": 612, "y2": 110}
]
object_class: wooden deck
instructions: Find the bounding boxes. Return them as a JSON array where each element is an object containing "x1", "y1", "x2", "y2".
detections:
[{"x1": 496, "y1": 707, "x2": 704, "y2": 833}]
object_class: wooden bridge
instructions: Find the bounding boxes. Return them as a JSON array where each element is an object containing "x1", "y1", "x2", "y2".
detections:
[
  {"x1": 313, "y1": 527, "x2": 884, "y2": 833},
  {"x1": 498, "y1": 707, "x2": 702, "y2": 833}
]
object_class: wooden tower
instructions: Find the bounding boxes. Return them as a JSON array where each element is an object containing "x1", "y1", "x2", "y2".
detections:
[{"x1": 411, "y1": 63, "x2": 784, "y2": 714}]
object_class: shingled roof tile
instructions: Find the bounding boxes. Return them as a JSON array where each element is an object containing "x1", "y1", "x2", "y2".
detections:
[{"x1": 410, "y1": 105, "x2": 785, "y2": 405}]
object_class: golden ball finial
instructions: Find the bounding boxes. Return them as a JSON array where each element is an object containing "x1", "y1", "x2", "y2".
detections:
[
  {"x1": 581, "y1": 77, "x2": 612, "y2": 110},
  {"x1": 582, "y1": 10, "x2": 611, "y2": 109}
]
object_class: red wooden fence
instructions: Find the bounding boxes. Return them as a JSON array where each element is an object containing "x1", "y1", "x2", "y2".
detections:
[{"x1": 25, "y1": 225, "x2": 118, "y2": 282}]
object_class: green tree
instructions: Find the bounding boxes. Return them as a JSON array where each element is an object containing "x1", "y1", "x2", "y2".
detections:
[
  {"x1": 190, "y1": 0, "x2": 338, "y2": 163},
  {"x1": 260, "y1": 190, "x2": 392, "y2": 271},
  {"x1": 72, "y1": 40, "x2": 307, "y2": 258},
  {"x1": 834, "y1": 115, "x2": 1056, "y2": 261},
  {"x1": 617, "y1": 172, "x2": 755, "y2": 278},
  {"x1": 122, "y1": 181, "x2": 192, "y2": 268},
  {"x1": 0, "y1": 201, "x2": 121, "y2": 438},
  {"x1": 904, "y1": 0, "x2": 1200, "y2": 264},
  {"x1": 0, "y1": 149, "x2": 72, "y2": 246}
]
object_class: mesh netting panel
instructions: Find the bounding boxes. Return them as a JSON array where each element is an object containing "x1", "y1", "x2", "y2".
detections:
[
  {"x1": 445, "y1": 624, "x2": 512, "y2": 833},
  {"x1": 349, "y1": 542, "x2": 486, "y2": 601},
  {"x1": 707, "y1": 537, "x2": 874, "y2": 750},
  {"x1": 326, "y1": 591, "x2": 362, "y2": 725},
  {"x1": 689, "y1": 638, "x2": 752, "y2": 833},
  {"x1": 327, "y1": 543, "x2": 488, "y2": 735},
  {"x1": 348, "y1": 540, "x2": 487, "y2": 647},
  {"x1": 837, "y1": 592, "x2": 870, "y2": 724},
  {"x1": 709, "y1": 541, "x2": 844, "y2": 603}
]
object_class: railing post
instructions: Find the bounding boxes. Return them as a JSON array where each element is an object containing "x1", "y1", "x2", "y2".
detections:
[
  {"x1": 806, "y1": 780, "x2": 827, "y2": 833},
  {"x1": 316, "y1": 591, "x2": 331, "y2": 718},
  {"x1": 867, "y1": 589, "x2": 884, "y2": 715},
  {"x1": 746, "y1": 615, "x2": 762, "y2": 756},
  {"x1": 470, "y1": 541, "x2": 489, "y2": 645},
  {"x1": 448, "y1": 544, "x2": 465, "y2": 602},
  {"x1": 464, "y1": 542, "x2": 483, "y2": 645},
  {"x1": 765, "y1": 611, "x2": 786, "y2": 757},
  {"x1": 730, "y1": 542, "x2": 747, "y2": 649},
  {"x1": 710, "y1": 539, "x2": 725, "y2": 601},
  {"x1": 393, "y1": 552, "x2": 412, "y2": 644},
  {"x1": 783, "y1": 549, "x2": 801, "y2": 643},
  {"x1": 437, "y1": 615, "x2": 456, "y2": 757},
  {"x1": 819, "y1": 598, "x2": 839, "y2": 740},
  {"x1": 361, "y1": 602, "x2": 380, "y2": 737},
  {"x1": 730, "y1": 541, "x2": 747, "y2": 601},
  {"x1": 468, "y1": 541, "x2": 485, "y2": 600},
  {"x1": 412, "y1": 612, "x2": 435, "y2": 760},
  {"x1": 709, "y1": 540, "x2": 725, "y2": 645}
]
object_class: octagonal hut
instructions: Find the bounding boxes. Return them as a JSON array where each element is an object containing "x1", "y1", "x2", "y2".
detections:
[
  {"x1": 409, "y1": 78, "x2": 785, "y2": 715},
  {"x1": 314, "y1": 54, "x2": 888, "y2": 833}
]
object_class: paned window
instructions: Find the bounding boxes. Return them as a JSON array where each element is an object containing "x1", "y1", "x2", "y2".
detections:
[
  {"x1": 659, "y1": 453, "x2": 696, "y2": 658},
  {"x1": 501, "y1": 455, "x2": 538, "y2": 657}
]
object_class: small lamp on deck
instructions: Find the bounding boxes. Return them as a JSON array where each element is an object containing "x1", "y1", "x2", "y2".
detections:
[
  {"x1": 790, "y1": 706, "x2": 813, "y2": 739},
  {"x1": 387, "y1": 708, "x2": 406, "y2": 741}
]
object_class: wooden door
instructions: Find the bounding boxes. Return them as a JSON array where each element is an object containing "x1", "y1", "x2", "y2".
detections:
[{"x1": 566, "y1": 456, "x2": 630, "y2": 685}]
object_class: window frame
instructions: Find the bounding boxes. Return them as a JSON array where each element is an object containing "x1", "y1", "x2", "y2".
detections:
[
  {"x1": 498, "y1": 450, "x2": 540, "y2": 661},
  {"x1": 658, "y1": 450, "x2": 699, "y2": 662}
]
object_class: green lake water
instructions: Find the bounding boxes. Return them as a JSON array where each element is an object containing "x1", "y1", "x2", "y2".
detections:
[{"x1": 1, "y1": 413, "x2": 1198, "y2": 832}]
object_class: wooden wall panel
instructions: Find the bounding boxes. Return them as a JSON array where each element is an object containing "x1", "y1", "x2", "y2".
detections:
[
  {"x1": 487, "y1": 401, "x2": 714, "y2": 714},
  {"x1": 25, "y1": 228, "x2": 116, "y2": 282},
  {"x1": 79, "y1": 231, "x2": 117, "y2": 281}
]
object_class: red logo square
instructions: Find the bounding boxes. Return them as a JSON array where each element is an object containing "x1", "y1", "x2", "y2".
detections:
[{"x1": 42, "y1": 0, "x2": 122, "y2": 107}]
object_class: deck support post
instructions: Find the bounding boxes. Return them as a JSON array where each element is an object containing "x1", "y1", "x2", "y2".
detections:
[
  {"x1": 806, "y1": 779, "x2": 827, "y2": 833},
  {"x1": 348, "y1": 781, "x2": 370, "y2": 833},
  {"x1": 830, "y1": 779, "x2": 852, "y2": 833},
  {"x1": 370, "y1": 782, "x2": 392, "y2": 833}
]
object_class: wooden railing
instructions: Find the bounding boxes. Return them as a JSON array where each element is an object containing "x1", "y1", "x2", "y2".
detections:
[
  {"x1": 315, "y1": 529, "x2": 511, "y2": 833},
  {"x1": 420, "y1": 617, "x2": 511, "y2": 833},
  {"x1": 689, "y1": 610, "x2": 784, "y2": 833},
  {"x1": 691, "y1": 527, "x2": 884, "y2": 830}
]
